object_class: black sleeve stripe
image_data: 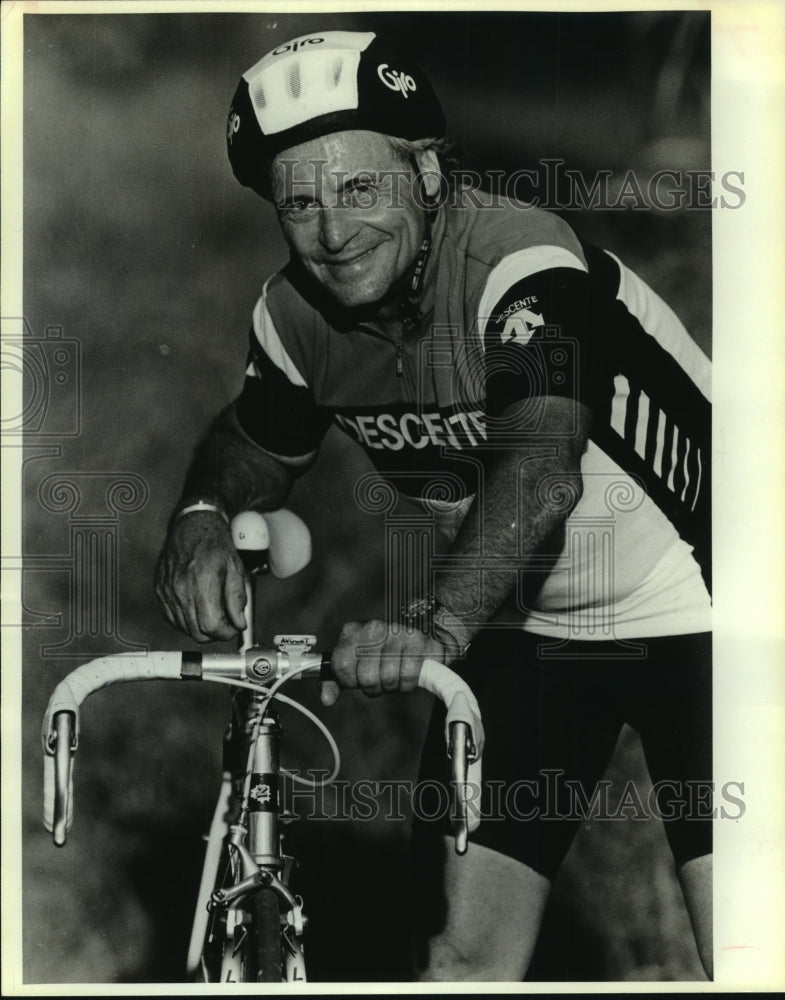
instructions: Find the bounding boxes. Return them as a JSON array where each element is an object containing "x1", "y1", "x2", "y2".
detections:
[
  {"x1": 483, "y1": 267, "x2": 589, "y2": 351},
  {"x1": 482, "y1": 267, "x2": 594, "y2": 416},
  {"x1": 623, "y1": 384, "x2": 640, "y2": 445},
  {"x1": 236, "y1": 328, "x2": 331, "y2": 457},
  {"x1": 644, "y1": 394, "x2": 661, "y2": 467}
]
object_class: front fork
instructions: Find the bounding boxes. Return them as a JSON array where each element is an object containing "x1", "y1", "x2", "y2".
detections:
[{"x1": 212, "y1": 701, "x2": 306, "y2": 982}]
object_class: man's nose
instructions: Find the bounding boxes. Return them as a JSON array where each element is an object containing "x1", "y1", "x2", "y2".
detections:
[{"x1": 318, "y1": 206, "x2": 358, "y2": 253}]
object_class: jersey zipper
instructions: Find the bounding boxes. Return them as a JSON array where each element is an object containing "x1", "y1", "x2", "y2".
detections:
[{"x1": 397, "y1": 315, "x2": 419, "y2": 401}]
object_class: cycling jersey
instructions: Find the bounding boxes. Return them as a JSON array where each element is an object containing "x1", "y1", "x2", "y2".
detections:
[{"x1": 235, "y1": 192, "x2": 711, "y2": 639}]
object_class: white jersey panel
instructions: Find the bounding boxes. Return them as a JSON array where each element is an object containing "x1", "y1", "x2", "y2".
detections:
[
  {"x1": 608, "y1": 251, "x2": 711, "y2": 402},
  {"x1": 251, "y1": 280, "x2": 308, "y2": 388},
  {"x1": 522, "y1": 439, "x2": 711, "y2": 637}
]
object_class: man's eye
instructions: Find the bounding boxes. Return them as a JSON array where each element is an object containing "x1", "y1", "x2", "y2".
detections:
[
  {"x1": 279, "y1": 198, "x2": 319, "y2": 215},
  {"x1": 344, "y1": 183, "x2": 377, "y2": 207}
]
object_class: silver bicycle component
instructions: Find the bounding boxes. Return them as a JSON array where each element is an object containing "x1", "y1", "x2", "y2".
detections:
[
  {"x1": 41, "y1": 511, "x2": 485, "y2": 982},
  {"x1": 448, "y1": 721, "x2": 473, "y2": 856},
  {"x1": 42, "y1": 650, "x2": 483, "y2": 854},
  {"x1": 51, "y1": 712, "x2": 75, "y2": 847}
]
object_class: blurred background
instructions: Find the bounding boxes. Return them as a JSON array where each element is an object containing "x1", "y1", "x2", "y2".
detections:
[{"x1": 20, "y1": 9, "x2": 710, "y2": 984}]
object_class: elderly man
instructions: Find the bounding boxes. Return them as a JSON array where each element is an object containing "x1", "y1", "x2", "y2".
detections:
[{"x1": 156, "y1": 30, "x2": 712, "y2": 980}]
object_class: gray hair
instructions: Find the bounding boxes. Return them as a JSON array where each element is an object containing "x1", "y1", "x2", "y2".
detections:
[
  {"x1": 268, "y1": 133, "x2": 460, "y2": 207},
  {"x1": 386, "y1": 135, "x2": 459, "y2": 189}
]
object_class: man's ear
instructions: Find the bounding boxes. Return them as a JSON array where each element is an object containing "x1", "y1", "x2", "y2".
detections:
[{"x1": 413, "y1": 148, "x2": 442, "y2": 199}]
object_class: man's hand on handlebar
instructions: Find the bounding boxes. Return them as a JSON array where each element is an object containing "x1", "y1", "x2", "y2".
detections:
[
  {"x1": 322, "y1": 619, "x2": 458, "y2": 707},
  {"x1": 155, "y1": 512, "x2": 247, "y2": 642}
]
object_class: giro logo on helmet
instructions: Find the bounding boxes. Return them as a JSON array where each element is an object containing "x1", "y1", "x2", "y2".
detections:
[
  {"x1": 377, "y1": 63, "x2": 417, "y2": 98},
  {"x1": 272, "y1": 36, "x2": 324, "y2": 56},
  {"x1": 227, "y1": 112, "x2": 241, "y2": 143}
]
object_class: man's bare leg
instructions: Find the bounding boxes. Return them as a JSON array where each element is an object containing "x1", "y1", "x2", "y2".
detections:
[
  {"x1": 415, "y1": 837, "x2": 551, "y2": 982},
  {"x1": 678, "y1": 852, "x2": 713, "y2": 979}
]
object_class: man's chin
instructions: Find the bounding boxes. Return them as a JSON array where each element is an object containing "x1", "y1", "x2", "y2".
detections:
[{"x1": 324, "y1": 279, "x2": 391, "y2": 312}]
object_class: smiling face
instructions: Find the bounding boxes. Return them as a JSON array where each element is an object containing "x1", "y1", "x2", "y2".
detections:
[{"x1": 270, "y1": 131, "x2": 439, "y2": 313}]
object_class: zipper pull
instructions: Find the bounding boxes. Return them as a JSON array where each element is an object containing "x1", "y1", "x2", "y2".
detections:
[{"x1": 396, "y1": 340, "x2": 403, "y2": 376}]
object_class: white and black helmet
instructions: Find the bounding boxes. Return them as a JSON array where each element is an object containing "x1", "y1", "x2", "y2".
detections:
[{"x1": 226, "y1": 30, "x2": 446, "y2": 199}]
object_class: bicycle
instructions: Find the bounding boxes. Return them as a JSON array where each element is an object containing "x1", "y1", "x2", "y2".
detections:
[{"x1": 42, "y1": 510, "x2": 485, "y2": 983}]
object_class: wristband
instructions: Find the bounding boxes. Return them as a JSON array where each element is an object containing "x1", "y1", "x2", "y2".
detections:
[{"x1": 175, "y1": 501, "x2": 230, "y2": 526}]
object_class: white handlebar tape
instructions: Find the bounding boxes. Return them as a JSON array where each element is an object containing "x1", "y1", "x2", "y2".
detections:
[
  {"x1": 41, "y1": 652, "x2": 184, "y2": 751},
  {"x1": 41, "y1": 653, "x2": 185, "y2": 837},
  {"x1": 43, "y1": 652, "x2": 484, "y2": 840},
  {"x1": 420, "y1": 658, "x2": 484, "y2": 835},
  {"x1": 419, "y1": 658, "x2": 485, "y2": 757},
  {"x1": 465, "y1": 760, "x2": 483, "y2": 834}
]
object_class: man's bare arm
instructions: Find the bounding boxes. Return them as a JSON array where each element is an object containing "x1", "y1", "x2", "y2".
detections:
[
  {"x1": 176, "y1": 402, "x2": 314, "y2": 516},
  {"x1": 155, "y1": 402, "x2": 315, "y2": 642},
  {"x1": 323, "y1": 396, "x2": 590, "y2": 703},
  {"x1": 432, "y1": 396, "x2": 591, "y2": 655}
]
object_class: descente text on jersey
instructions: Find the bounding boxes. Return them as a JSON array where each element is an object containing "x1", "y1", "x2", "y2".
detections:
[{"x1": 334, "y1": 409, "x2": 487, "y2": 451}]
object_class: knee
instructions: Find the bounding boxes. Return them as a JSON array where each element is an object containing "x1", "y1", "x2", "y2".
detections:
[
  {"x1": 678, "y1": 853, "x2": 713, "y2": 980},
  {"x1": 413, "y1": 838, "x2": 551, "y2": 982},
  {"x1": 416, "y1": 929, "x2": 530, "y2": 982}
]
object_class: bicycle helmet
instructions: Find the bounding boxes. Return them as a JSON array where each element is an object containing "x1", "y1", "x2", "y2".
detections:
[{"x1": 226, "y1": 30, "x2": 445, "y2": 199}]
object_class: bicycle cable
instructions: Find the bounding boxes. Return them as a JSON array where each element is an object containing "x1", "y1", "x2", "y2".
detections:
[{"x1": 208, "y1": 673, "x2": 341, "y2": 786}]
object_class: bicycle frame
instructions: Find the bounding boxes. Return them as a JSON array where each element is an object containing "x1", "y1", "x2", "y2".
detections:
[
  {"x1": 42, "y1": 512, "x2": 485, "y2": 983},
  {"x1": 198, "y1": 696, "x2": 307, "y2": 983},
  {"x1": 194, "y1": 583, "x2": 311, "y2": 983}
]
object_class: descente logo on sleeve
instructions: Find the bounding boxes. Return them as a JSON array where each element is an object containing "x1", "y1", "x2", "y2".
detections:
[{"x1": 335, "y1": 409, "x2": 487, "y2": 451}]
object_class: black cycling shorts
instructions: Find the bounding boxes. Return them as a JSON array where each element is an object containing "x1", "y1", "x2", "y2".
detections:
[{"x1": 414, "y1": 629, "x2": 712, "y2": 880}]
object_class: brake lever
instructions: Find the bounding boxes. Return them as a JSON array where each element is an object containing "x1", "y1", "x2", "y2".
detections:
[
  {"x1": 448, "y1": 720, "x2": 476, "y2": 856},
  {"x1": 52, "y1": 711, "x2": 75, "y2": 847}
]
